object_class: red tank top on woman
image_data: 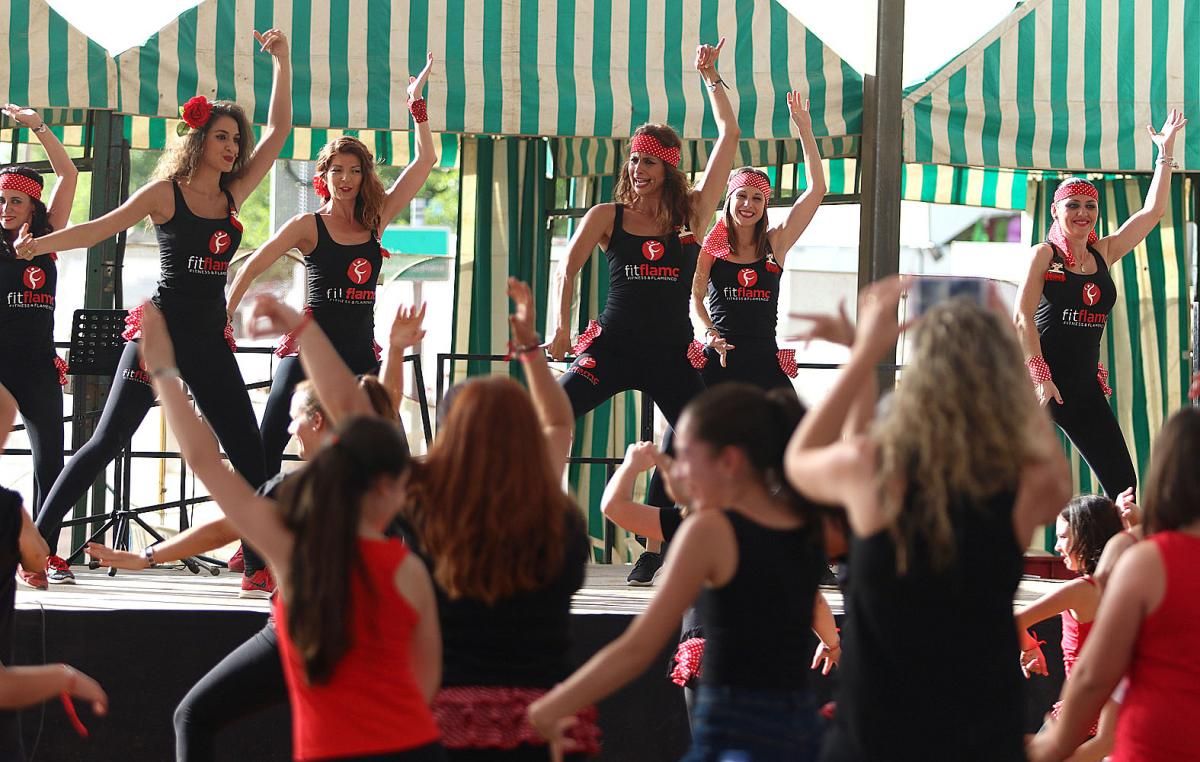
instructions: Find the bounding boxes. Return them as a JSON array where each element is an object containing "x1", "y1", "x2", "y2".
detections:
[
  {"x1": 274, "y1": 538, "x2": 440, "y2": 760},
  {"x1": 1060, "y1": 576, "x2": 1095, "y2": 679},
  {"x1": 1113, "y1": 532, "x2": 1200, "y2": 761}
]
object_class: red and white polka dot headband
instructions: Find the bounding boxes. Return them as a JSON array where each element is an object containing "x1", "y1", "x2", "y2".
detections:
[
  {"x1": 0, "y1": 172, "x2": 43, "y2": 201},
  {"x1": 1054, "y1": 179, "x2": 1098, "y2": 203},
  {"x1": 629, "y1": 134, "x2": 681, "y2": 168},
  {"x1": 728, "y1": 170, "x2": 772, "y2": 200}
]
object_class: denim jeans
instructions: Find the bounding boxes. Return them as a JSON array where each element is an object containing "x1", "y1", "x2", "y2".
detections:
[{"x1": 682, "y1": 684, "x2": 822, "y2": 761}]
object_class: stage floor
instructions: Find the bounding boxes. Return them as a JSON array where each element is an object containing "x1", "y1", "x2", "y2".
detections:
[{"x1": 17, "y1": 562, "x2": 1063, "y2": 615}]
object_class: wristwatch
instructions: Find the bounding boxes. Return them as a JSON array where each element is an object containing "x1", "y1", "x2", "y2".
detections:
[{"x1": 142, "y1": 544, "x2": 157, "y2": 567}]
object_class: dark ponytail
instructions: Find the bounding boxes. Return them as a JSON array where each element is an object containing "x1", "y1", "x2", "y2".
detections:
[
  {"x1": 685, "y1": 383, "x2": 810, "y2": 516},
  {"x1": 0, "y1": 166, "x2": 52, "y2": 257},
  {"x1": 276, "y1": 416, "x2": 411, "y2": 684}
]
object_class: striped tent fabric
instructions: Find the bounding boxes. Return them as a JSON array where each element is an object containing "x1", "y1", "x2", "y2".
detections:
[
  {"x1": 903, "y1": 0, "x2": 1200, "y2": 172},
  {"x1": 1029, "y1": 175, "x2": 1191, "y2": 500},
  {"x1": 0, "y1": 0, "x2": 117, "y2": 112},
  {"x1": 112, "y1": 0, "x2": 862, "y2": 144}
]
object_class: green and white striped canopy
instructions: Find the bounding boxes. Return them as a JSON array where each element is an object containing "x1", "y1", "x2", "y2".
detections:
[
  {"x1": 0, "y1": 0, "x2": 117, "y2": 110},
  {"x1": 903, "y1": 0, "x2": 1200, "y2": 172},
  {"x1": 112, "y1": 0, "x2": 862, "y2": 144}
]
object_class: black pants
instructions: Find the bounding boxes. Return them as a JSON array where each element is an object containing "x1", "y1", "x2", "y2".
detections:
[
  {"x1": 1049, "y1": 378, "x2": 1136, "y2": 498},
  {"x1": 36, "y1": 335, "x2": 267, "y2": 551},
  {"x1": 699, "y1": 345, "x2": 795, "y2": 394},
  {"x1": 174, "y1": 621, "x2": 286, "y2": 761},
  {"x1": 447, "y1": 749, "x2": 584, "y2": 761},
  {"x1": 0, "y1": 345, "x2": 64, "y2": 515},
  {"x1": 561, "y1": 331, "x2": 705, "y2": 511}
]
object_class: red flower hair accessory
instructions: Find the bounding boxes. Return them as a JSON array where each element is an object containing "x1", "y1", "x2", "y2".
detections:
[
  {"x1": 312, "y1": 174, "x2": 330, "y2": 200},
  {"x1": 176, "y1": 96, "x2": 214, "y2": 136}
]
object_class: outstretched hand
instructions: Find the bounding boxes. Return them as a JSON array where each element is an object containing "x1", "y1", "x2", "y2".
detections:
[
  {"x1": 850, "y1": 276, "x2": 911, "y2": 362},
  {"x1": 788, "y1": 299, "x2": 855, "y2": 348},
  {"x1": 85, "y1": 542, "x2": 150, "y2": 571},
  {"x1": 243, "y1": 294, "x2": 305, "y2": 339},
  {"x1": 1147, "y1": 108, "x2": 1187, "y2": 155},
  {"x1": 507, "y1": 277, "x2": 541, "y2": 350},
  {"x1": 389, "y1": 303, "x2": 427, "y2": 352},
  {"x1": 253, "y1": 28, "x2": 289, "y2": 61},
  {"x1": 408, "y1": 53, "x2": 435, "y2": 102},
  {"x1": 1, "y1": 104, "x2": 41, "y2": 128},
  {"x1": 694, "y1": 37, "x2": 725, "y2": 75},
  {"x1": 786, "y1": 91, "x2": 812, "y2": 134}
]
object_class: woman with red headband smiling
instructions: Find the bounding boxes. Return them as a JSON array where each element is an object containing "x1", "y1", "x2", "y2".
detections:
[
  {"x1": 0, "y1": 105, "x2": 77, "y2": 589},
  {"x1": 548, "y1": 38, "x2": 738, "y2": 584},
  {"x1": 14, "y1": 29, "x2": 291, "y2": 593},
  {"x1": 1014, "y1": 109, "x2": 1187, "y2": 498},
  {"x1": 693, "y1": 92, "x2": 826, "y2": 392}
]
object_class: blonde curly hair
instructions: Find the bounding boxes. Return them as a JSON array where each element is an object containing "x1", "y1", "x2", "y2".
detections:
[{"x1": 873, "y1": 298, "x2": 1046, "y2": 572}]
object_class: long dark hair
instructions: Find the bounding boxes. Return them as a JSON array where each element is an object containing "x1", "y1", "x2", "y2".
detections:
[
  {"x1": 684, "y1": 383, "x2": 810, "y2": 517},
  {"x1": 1143, "y1": 408, "x2": 1200, "y2": 535},
  {"x1": 154, "y1": 101, "x2": 255, "y2": 189},
  {"x1": 1060, "y1": 495, "x2": 1122, "y2": 575},
  {"x1": 723, "y1": 167, "x2": 772, "y2": 261},
  {"x1": 614, "y1": 124, "x2": 694, "y2": 231},
  {"x1": 0, "y1": 167, "x2": 52, "y2": 256},
  {"x1": 276, "y1": 416, "x2": 412, "y2": 684}
]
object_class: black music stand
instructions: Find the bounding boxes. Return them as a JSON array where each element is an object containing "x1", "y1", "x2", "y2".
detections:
[{"x1": 64, "y1": 309, "x2": 216, "y2": 576}]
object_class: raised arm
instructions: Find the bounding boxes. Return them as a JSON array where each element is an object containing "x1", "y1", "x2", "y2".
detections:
[
  {"x1": 377, "y1": 54, "x2": 438, "y2": 233},
  {"x1": 378, "y1": 303, "x2": 427, "y2": 412},
  {"x1": 245, "y1": 295, "x2": 372, "y2": 422},
  {"x1": 3, "y1": 105, "x2": 78, "y2": 230},
  {"x1": 15, "y1": 180, "x2": 171, "y2": 259},
  {"x1": 395, "y1": 552, "x2": 442, "y2": 702},
  {"x1": 225, "y1": 30, "x2": 292, "y2": 206},
  {"x1": 687, "y1": 39, "x2": 740, "y2": 232},
  {"x1": 767, "y1": 94, "x2": 826, "y2": 262},
  {"x1": 601, "y1": 443, "x2": 670, "y2": 541},
  {"x1": 139, "y1": 302, "x2": 289, "y2": 566},
  {"x1": 547, "y1": 204, "x2": 615, "y2": 360},
  {"x1": 1099, "y1": 109, "x2": 1187, "y2": 264},
  {"x1": 226, "y1": 213, "x2": 315, "y2": 318},
  {"x1": 509, "y1": 278, "x2": 573, "y2": 475}
]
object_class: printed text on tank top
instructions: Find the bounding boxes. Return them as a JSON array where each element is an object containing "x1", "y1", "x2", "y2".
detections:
[
  {"x1": 1, "y1": 253, "x2": 56, "y2": 313},
  {"x1": 308, "y1": 214, "x2": 381, "y2": 307},
  {"x1": 154, "y1": 182, "x2": 243, "y2": 296},
  {"x1": 1038, "y1": 243, "x2": 1115, "y2": 331}
]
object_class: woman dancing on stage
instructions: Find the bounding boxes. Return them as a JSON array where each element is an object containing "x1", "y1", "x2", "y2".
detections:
[
  {"x1": 785, "y1": 278, "x2": 1071, "y2": 761},
  {"x1": 14, "y1": 29, "x2": 292, "y2": 593},
  {"x1": 693, "y1": 93, "x2": 826, "y2": 391},
  {"x1": 226, "y1": 54, "x2": 436, "y2": 480},
  {"x1": 141, "y1": 302, "x2": 443, "y2": 762},
  {"x1": 547, "y1": 37, "x2": 738, "y2": 583},
  {"x1": 0, "y1": 105, "x2": 78, "y2": 587},
  {"x1": 1014, "y1": 109, "x2": 1187, "y2": 498}
]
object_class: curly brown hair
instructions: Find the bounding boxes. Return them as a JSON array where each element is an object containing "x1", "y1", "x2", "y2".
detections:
[
  {"x1": 614, "y1": 124, "x2": 695, "y2": 231},
  {"x1": 154, "y1": 101, "x2": 255, "y2": 188}
]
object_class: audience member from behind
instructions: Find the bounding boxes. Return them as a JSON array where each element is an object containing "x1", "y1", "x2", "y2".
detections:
[
  {"x1": 1028, "y1": 407, "x2": 1200, "y2": 762},
  {"x1": 785, "y1": 278, "x2": 1071, "y2": 761}
]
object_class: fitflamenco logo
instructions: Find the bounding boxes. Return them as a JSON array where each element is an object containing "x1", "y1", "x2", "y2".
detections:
[
  {"x1": 642, "y1": 240, "x2": 665, "y2": 261},
  {"x1": 346, "y1": 258, "x2": 372, "y2": 285},
  {"x1": 576, "y1": 355, "x2": 597, "y2": 369},
  {"x1": 1082, "y1": 282, "x2": 1101, "y2": 307},
  {"x1": 22, "y1": 266, "x2": 45, "y2": 290},
  {"x1": 208, "y1": 230, "x2": 232, "y2": 256},
  {"x1": 738, "y1": 268, "x2": 758, "y2": 288}
]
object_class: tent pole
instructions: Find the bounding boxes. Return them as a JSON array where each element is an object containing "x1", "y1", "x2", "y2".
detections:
[
  {"x1": 858, "y1": 0, "x2": 906, "y2": 389},
  {"x1": 1191, "y1": 174, "x2": 1199, "y2": 404}
]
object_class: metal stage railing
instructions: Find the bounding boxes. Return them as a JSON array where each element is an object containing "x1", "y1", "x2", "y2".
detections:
[{"x1": 2, "y1": 342, "x2": 434, "y2": 566}]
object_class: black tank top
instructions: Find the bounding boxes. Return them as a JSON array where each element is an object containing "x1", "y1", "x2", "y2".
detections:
[
  {"x1": 700, "y1": 510, "x2": 825, "y2": 690},
  {"x1": 1033, "y1": 243, "x2": 1116, "y2": 379},
  {"x1": 152, "y1": 182, "x2": 242, "y2": 318},
  {"x1": 706, "y1": 249, "x2": 782, "y2": 346},
  {"x1": 826, "y1": 489, "x2": 1025, "y2": 761},
  {"x1": 598, "y1": 204, "x2": 699, "y2": 344},
  {"x1": 0, "y1": 248, "x2": 56, "y2": 349},
  {"x1": 304, "y1": 214, "x2": 381, "y2": 349},
  {"x1": 0, "y1": 488, "x2": 23, "y2": 754}
]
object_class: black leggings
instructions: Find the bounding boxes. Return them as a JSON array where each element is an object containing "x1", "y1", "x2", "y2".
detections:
[
  {"x1": 175, "y1": 621, "x2": 286, "y2": 761},
  {"x1": 36, "y1": 335, "x2": 267, "y2": 550},
  {"x1": 699, "y1": 345, "x2": 794, "y2": 393},
  {"x1": 0, "y1": 346, "x2": 64, "y2": 515},
  {"x1": 561, "y1": 331, "x2": 704, "y2": 511},
  {"x1": 1049, "y1": 378, "x2": 1136, "y2": 498}
]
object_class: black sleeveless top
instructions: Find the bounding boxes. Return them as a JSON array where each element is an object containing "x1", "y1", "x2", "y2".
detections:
[
  {"x1": 700, "y1": 510, "x2": 825, "y2": 690},
  {"x1": 304, "y1": 214, "x2": 381, "y2": 352},
  {"x1": 598, "y1": 205, "x2": 699, "y2": 344},
  {"x1": 0, "y1": 248, "x2": 56, "y2": 349},
  {"x1": 706, "y1": 249, "x2": 782, "y2": 347},
  {"x1": 152, "y1": 182, "x2": 242, "y2": 325},
  {"x1": 824, "y1": 489, "x2": 1025, "y2": 761},
  {"x1": 1033, "y1": 243, "x2": 1116, "y2": 380},
  {"x1": 0, "y1": 488, "x2": 23, "y2": 757}
]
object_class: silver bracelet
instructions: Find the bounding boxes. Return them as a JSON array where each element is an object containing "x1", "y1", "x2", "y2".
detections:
[
  {"x1": 32, "y1": 122, "x2": 47, "y2": 134},
  {"x1": 1157, "y1": 154, "x2": 1178, "y2": 168}
]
